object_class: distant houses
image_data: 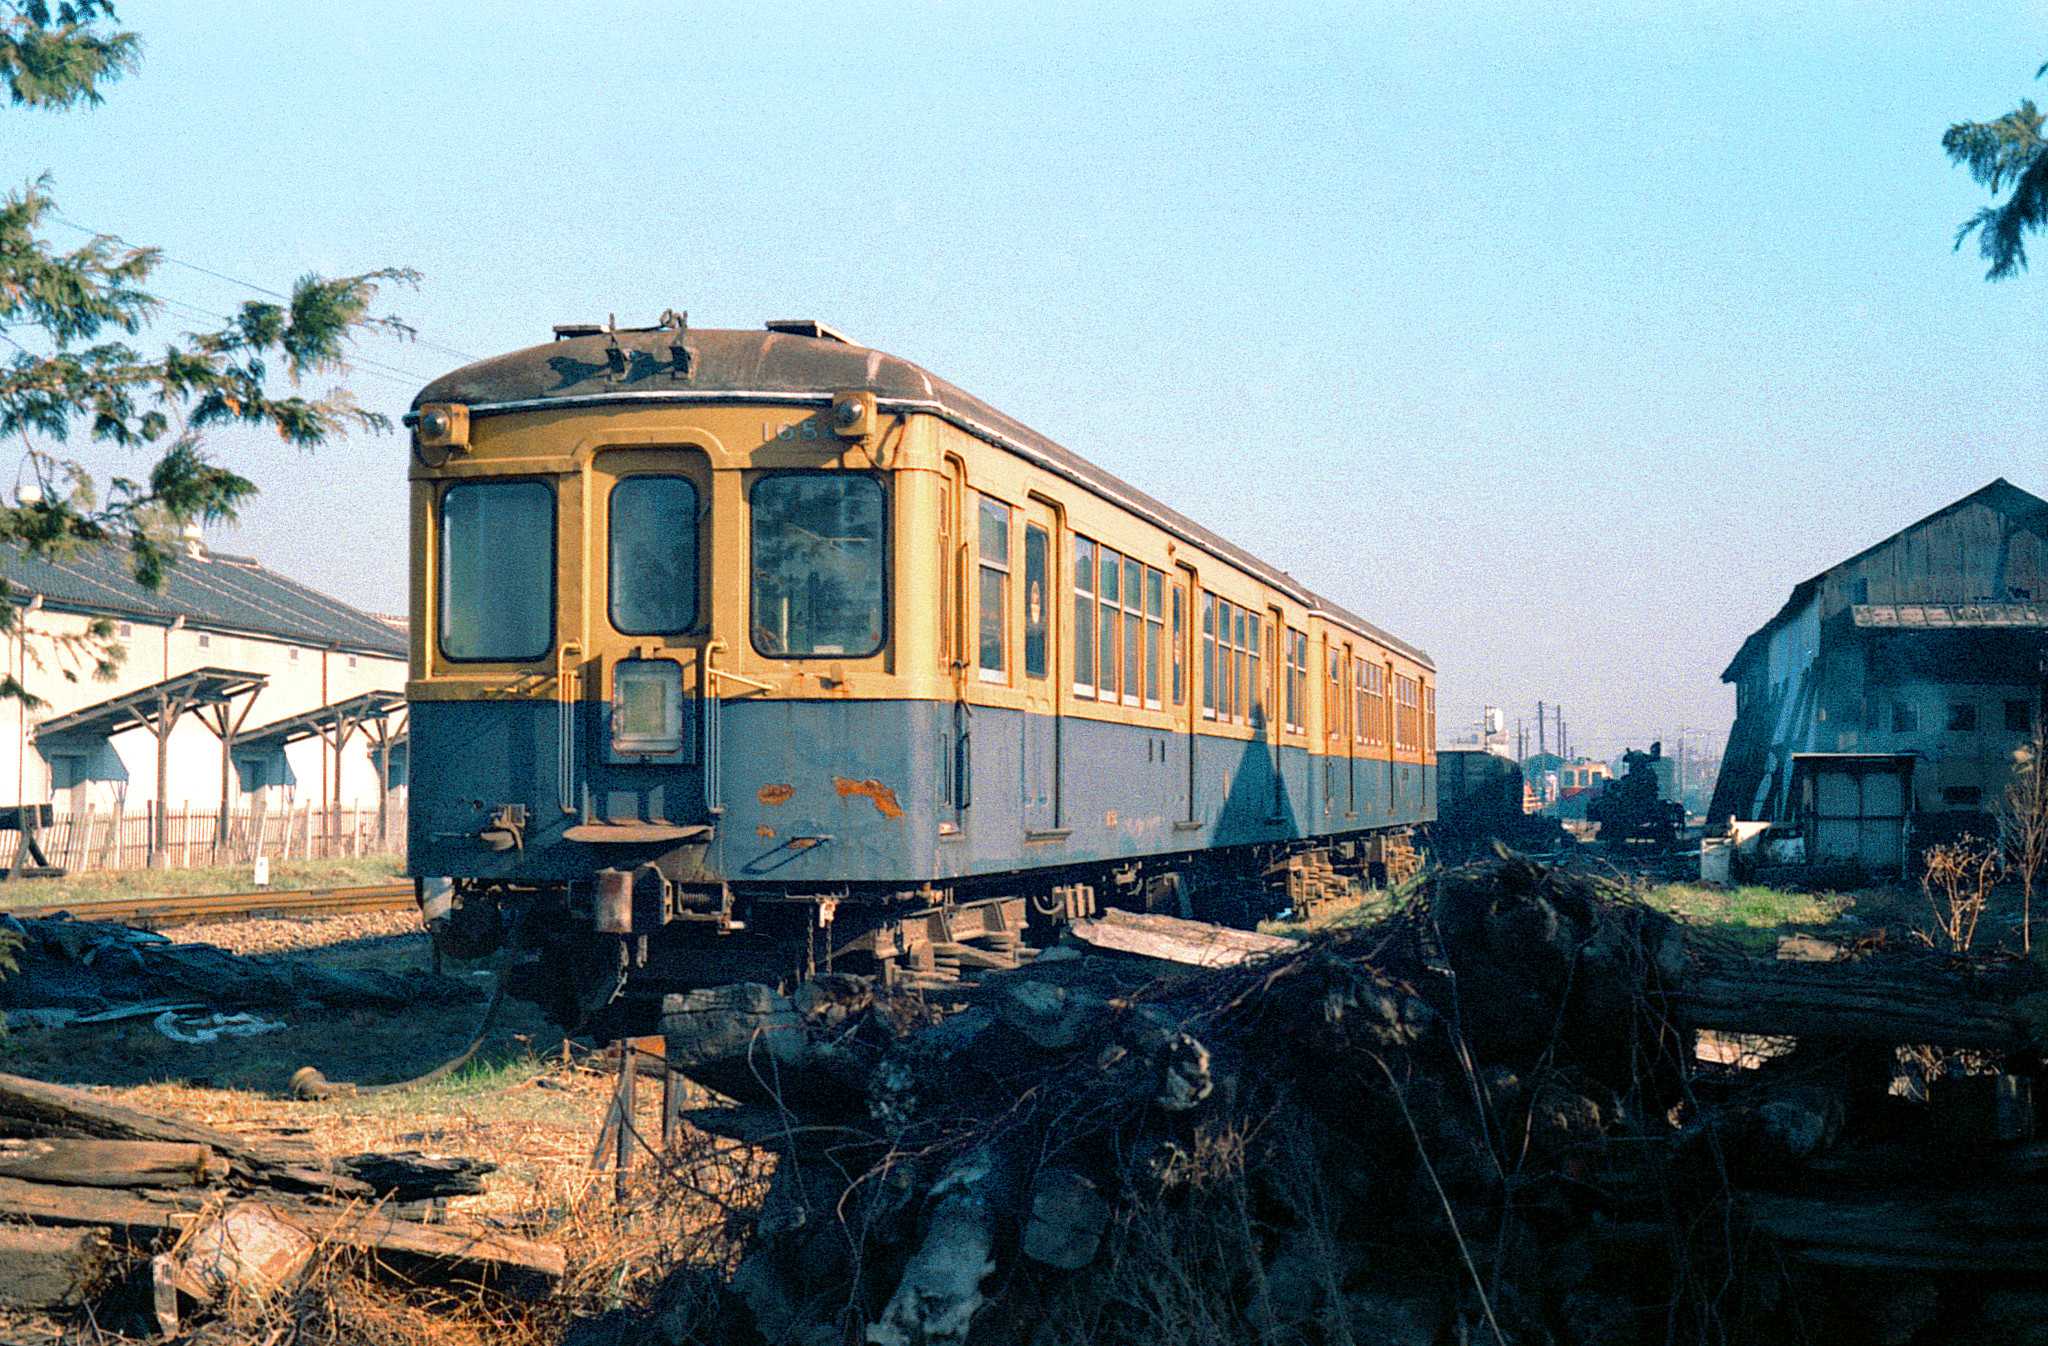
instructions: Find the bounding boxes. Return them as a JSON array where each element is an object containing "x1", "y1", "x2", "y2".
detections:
[{"x1": 0, "y1": 534, "x2": 407, "y2": 868}]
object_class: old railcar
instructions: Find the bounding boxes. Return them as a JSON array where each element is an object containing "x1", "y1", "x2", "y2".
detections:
[{"x1": 406, "y1": 315, "x2": 1434, "y2": 1034}]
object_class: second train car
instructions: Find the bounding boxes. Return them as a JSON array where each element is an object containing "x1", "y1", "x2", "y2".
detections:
[{"x1": 405, "y1": 315, "x2": 1435, "y2": 1035}]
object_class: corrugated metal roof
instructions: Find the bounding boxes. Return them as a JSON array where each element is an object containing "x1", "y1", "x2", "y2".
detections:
[
  {"x1": 1720, "y1": 478, "x2": 2048, "y2": 682},
  {"x1": 0, "y1": 543, "x2": 407, "y2": 657},
  {"x1": 412, "y1": 324, "x2": 1434, "y2": 670}
]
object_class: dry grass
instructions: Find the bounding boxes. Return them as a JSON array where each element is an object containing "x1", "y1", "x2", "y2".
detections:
[
  {"x1": 0, "y1": 1045, "x2": 775, "y2": 1345},
  {"x1": 185, "y1": 1122, "x2": 774, "y2": 1346},
  {"x1": 0, "y1": 854, "x2": 407, "y2": 908}
]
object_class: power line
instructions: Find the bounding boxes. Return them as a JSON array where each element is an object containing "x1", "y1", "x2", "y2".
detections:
[
  {"x1": 148, "y1": 295, "x2": 432, "y2": 391},
  {"x1": 41, "y1": 212, "x2": 482, "y2": 368}
]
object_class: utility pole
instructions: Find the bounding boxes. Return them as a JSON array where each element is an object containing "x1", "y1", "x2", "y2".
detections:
[{"x1": 1537, "y1": 702, "x2": 1547, "y2": 759}]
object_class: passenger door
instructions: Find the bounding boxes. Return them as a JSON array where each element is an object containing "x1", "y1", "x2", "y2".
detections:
[
  {"x1": 1020, "y1": 500, "x2": 1059, "y2": 833},
  {"x1": 588, "y1": 448, "x2": 711, "y2": 826},
  {"x1": 1177, "y1": 563, "x2": 1199, "y2": 825}
]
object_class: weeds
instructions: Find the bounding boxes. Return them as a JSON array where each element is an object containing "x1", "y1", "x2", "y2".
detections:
[
  {"x1": 1994, "y1": 728, "x2": 2048, "y2": 953},
  {"x1": 1648, "y1": 883, "x2": 1850, "y2": 949},
  {"x1": 1919, "y1": 837, "x2": 2001, "y2": 954}
]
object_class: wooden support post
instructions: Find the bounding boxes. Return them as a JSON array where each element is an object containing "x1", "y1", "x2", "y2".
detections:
[
  {"x1": 662, "y1": 1052, "x2": 678, "y2": 1153},
  {"x1": 614, "y1": 1040, "x2": 635, "y2": 1202}
]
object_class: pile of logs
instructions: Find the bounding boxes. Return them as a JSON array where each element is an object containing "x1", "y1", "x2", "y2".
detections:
[
  {"x1": 628, "y1": 853, "x2": 2048, "y2": 1346},
  {"x1": 0, "y1": 1071, "x2": 561, "y2": 1336}
]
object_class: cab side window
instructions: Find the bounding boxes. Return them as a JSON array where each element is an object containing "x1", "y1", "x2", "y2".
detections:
[
  {"x1": 750, "y1": 473, "x2": 886, "y2": 658},
  {"x1": 440, "y1": 479, "x2": 554, "y2": 662}
]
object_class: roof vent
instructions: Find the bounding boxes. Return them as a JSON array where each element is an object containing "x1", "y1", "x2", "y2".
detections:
[{"x1": 766, "y1": 319, "x2": 858, "y2": 345}]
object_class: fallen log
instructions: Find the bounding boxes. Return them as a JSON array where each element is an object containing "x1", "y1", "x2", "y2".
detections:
[
  {"x1": 0, "y1": 1139, "x2": 228, "y2": 1188},
  {"x1": 1743, "y1": 1184, "x2": 2048, "y2": 1270},
  {"x1": 0, "y1": 1225, "x2": 99, "y2": 1308},
  {"x1": 0, "y1": 1071, "x2": 301, "y2": 1181},
  {"x1": 334, "y1": 1151, "x2": 495, "y2": 1203},
  {"x1": 1064, "y1": 908, "x2": 1296, "y2": 969},
  {"x1": 271, "y1": 1200, "x2": 565, "y2": 1292},
  {"x1": 1675, "y1": 955, "x2": 2039, "y2": 1052},
  {"x1": 0, "y1": 1171, "x2": 200, "y2": 1234}
]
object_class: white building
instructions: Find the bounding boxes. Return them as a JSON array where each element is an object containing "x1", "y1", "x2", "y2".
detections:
[{"x1": 0, "y1": 536, "x2": 406, "y2": 866}]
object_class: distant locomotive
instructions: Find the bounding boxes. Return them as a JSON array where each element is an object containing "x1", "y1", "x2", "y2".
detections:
[{"x1": 405, "y1": 315, "x2": 1435, "y2": 1036}]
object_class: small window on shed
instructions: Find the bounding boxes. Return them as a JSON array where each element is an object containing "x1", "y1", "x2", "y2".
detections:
[
  {"x1": 1943, "y1": 786, "x2": 1983, "y2": 807},
  {"x1": 2008, "y1": 700, "x2": 2034, "y2": 733},
  {"x1": 1892, "y1": 703, "x2": 1917, "y2": 734},
  {"x1": 1947, "y1": 703, "x2": 1978, "y2": 732}
]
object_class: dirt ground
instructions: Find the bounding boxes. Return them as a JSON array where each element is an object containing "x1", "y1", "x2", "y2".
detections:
[
  {"x1": 0, "y1": 926, "x2": 566, "y2": 1095},
  {"x1": 0, "y1": 921, "x2": 738, "y2": 1345}
]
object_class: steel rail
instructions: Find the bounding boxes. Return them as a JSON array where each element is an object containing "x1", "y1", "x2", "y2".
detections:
[{"x1": 0, "y1": 882, "x2": 416, "y2": 930}]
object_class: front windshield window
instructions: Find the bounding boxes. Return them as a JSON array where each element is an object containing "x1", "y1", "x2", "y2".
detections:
[
  {"x1": 440, "y1": 479, "x2": 554, "y2": 662},
  {"x1": 610, "y1": 475, "x2": 699, "y2": 634},
  {"x1": 750, "y1": 474, "x2": 885, "y2": 658}
]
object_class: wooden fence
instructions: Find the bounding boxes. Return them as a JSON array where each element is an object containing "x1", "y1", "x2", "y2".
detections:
[{"x1": 35, "y1": 797, "x2": 407, "y2": 873}]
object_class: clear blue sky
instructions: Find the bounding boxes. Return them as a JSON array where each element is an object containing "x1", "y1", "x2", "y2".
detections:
[{"x1": 13, "y1": 1, "x2": 2047, "y2": 762}]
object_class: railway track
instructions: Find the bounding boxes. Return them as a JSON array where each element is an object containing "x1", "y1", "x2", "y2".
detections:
[{"x1": 0, "y1": 882, "x2": 417, "y2": 930}]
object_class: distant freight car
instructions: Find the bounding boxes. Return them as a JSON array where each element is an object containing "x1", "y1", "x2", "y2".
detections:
[{"x1": 404, "y1": 315, "x2": 1436, "y2": 1035}]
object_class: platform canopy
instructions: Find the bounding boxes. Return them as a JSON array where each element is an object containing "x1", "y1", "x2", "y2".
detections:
[
  {"x1": 236, "y1": 689, "x2": 407, "y2": 842},
  {"x1": 32, "y1": 667, "x2": 270, "y2": 863},
  {"x1": 234, "y1": 688, "x2": 406, "y2": 750},
  {"x1": 31, "y1": 667, "x2": 267, "y2": 743}
]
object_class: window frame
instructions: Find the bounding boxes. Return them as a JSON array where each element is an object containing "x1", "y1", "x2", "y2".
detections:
[
  {"x1": 607, "y1": 472, "x2": 703, "y2": 637},
  {"x1": 977, "y1": 493, "x2": 1012, "y2": 683},
  {"x1": 1073, "y1": 534, "x2": 1098, "y2": 699},
  {"x1": 1285, "y1": 627, "x2": 1307, "y2": 735},
  {"x1": 747, "y1": 470, "x2": 890, "y2": 661},
  {"x1": 1203, "y1": 594, "x2": 1218, "y2": 720},
  {"x1": 437, "y1": 477, "x2": 558, "y2": 665},
  {"x1": 1022, "y1": 521, "x2": 1049, "y2": 682},
  {"x1": 1144, "y1": 567, "x2": 1164, "y2": 710}
]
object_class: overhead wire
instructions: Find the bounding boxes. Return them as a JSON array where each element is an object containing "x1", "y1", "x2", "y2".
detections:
[
  {"x1": 39, "y1": 211, "x2": 481, "y2": 374},
  {"x1": 147, "y1": 293, "x2": 434, "y2": 392}
]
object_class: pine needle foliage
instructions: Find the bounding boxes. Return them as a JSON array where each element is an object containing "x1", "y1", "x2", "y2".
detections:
[
  {"x1": 0, "y1": 1, "x2": 416, "y2": 707},
  {"x1": 0, "y1": 1, "x2": 135, "y2": 109},
  {"x1": 1944, "y1": 68, "x2": 2048, "y2": 280}
]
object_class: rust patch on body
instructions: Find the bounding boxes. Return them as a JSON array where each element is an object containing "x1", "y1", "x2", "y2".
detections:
[
  {"x1": 758, "y1": 784, "x2": 795, "y2": 806},
  {"x1": 832, "y1": 776, "x2": 903, "y2": 819},
  {"x1": 757, "y1": 825, "x2": 775, "y2": 839}
]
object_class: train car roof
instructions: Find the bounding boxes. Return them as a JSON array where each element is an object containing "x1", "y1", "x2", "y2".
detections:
[{"x1": 411, "y1": 321, "x2": 1432, "y2": 669}]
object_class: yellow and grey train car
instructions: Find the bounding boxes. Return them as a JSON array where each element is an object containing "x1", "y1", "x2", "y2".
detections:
[{"x1": 406, "y1": 316, "x2": 1434, "y2": 1033}]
